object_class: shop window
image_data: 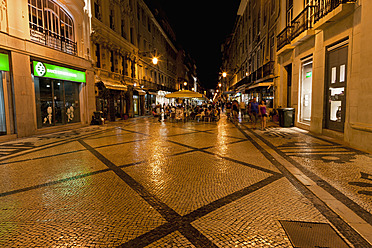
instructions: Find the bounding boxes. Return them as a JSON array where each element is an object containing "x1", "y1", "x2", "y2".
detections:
[{"x1": 34, "y1": 78, "x2": 80, "y2": 128}]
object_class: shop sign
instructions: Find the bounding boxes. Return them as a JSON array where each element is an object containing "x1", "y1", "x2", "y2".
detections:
[
  {"x1": 0, "y1": 53, "x2": 9, "y2": 71},
  {"x1": 33, "y1": 61, "x2": 86, "y2": 83}
]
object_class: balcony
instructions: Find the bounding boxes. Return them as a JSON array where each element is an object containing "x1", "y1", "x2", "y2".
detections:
[
  {"x1": 291, "y1": 6, "x2": 316, "y2": 41},
  {"x1": 263, "y1": 61, "x2": 274, "y2": 78},
  {"x1": 277, "y1": 26, "x2": 293, "y2": 52},
  {"x1": 29, "y1": 24, "x2": 77, "y2": 55},
  {"x1": 314, "y1": 0, "x2": 356, "y2": 24}
]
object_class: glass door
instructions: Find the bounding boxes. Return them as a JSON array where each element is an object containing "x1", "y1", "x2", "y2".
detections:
[
  {"x1": 300, "y1": 59, "x2": 313, "y2": 123},
  {"x1": 325, "y1": 45, "x2": 348, "y2": 132},
  {"x1": 53, "y1": 80, "x2": 64, "y2": 125}
]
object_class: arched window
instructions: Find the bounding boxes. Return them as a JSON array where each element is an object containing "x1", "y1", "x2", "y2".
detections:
[{"x1": 28, "y1": 0, "x2": 76, "y2": 54}]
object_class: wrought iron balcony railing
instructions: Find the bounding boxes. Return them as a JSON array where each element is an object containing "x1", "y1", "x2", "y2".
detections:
[
  {"x1": 277, "y1": 26, "x2": 293, "y2": 51},
  {"x1": 314, "y1": 0, "x2": 356, "y2": 23},
  {"x1": 263, "y1": 61, "x2": 275, "y2": 78},
  {"x1": 291, "y1": 5, "x2": 316, "y2": 40},
  {"x1": 29, "y1": 23, "x2": 77, "y2": 55}
]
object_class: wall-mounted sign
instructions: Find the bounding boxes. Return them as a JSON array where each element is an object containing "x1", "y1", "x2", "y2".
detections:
[
  {"x1": 0, "y1": 53, "x2": 9, "y2": 71},
  {"x1": 306, "y1": 71, "x2": 312, "y2": 78},
  {"x1": 33, "y1": 61, "x2": 86, "y2": 83}
]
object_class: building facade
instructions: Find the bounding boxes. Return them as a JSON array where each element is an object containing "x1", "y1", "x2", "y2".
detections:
[
  {"x1": 89, "y1": 0, "x2": 179, "y2": 121},
  {"x1": 276, "y1": 0, "x2": 372, "y2": 152},
  {"x1": 221, "y1": 0, "x2": 279, "y2": 109},
  {"x1": 222, "y1": 0, "x2": 372, "y2": 153},
  {"x1": 0, "y1": 0, "x2": 95, "y2": 141}
]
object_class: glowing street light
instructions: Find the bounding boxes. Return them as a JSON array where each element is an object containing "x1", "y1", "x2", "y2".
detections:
[
  {"x1": 222, "y1": 72, "x2": 227, "y2": 78},
  {"x1": 152, "y1": 57, "x2": 158, "y2": 65},
  {"x1": 184, "y1": 82, "x2": 187, "y2": 86},
  {"x1": 218, "y1": 83, "x2": 222, "y2": 87}
]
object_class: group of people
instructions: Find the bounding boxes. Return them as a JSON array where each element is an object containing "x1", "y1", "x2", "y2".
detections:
[
  {"x1": 224, "y1": 97, "x2": 268, "y2": 130},
  {"x1": 151, "y1": 98, "x2": 268, "y2": 130},
  {"x1": 152, "y1": 102, "x2": 220, "y2": 122}
]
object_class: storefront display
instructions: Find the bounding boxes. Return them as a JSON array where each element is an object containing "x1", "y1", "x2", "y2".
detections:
[{"x1": 33, "y1": 61, "x2": 85, "y2": 128}]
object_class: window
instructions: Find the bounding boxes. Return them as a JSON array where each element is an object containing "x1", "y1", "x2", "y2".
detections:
[
  {"x1": 109, "y1": 9, "x2": 115, "y2": 30},
  {"x1": 28, "y1": 0, "x2": 75, "y2": 54},
  {"x1": 122, "y1": 56, "x2": 128, "y2": 76},
  {"x1": 94, "y1": 0, "x2": 101, "y2": 20},
  {"x1": 110, "y1": 51, "x2": 115, "y2": 72},
  {"x1": 34, "y1": 78, "x2": 80, "y2": 128},
  {"x1": 287, "y1": 0, "x2": 293, "y2": 26},
  {"x1": 121, "y1": 19, "x2": 126, "y2": 39},
  {"x1": 95, "y1": 43, "x2": 101, "y2": 68},
  {"x1": 130, "y1": 27, "x2": 134, "y2": 44}
]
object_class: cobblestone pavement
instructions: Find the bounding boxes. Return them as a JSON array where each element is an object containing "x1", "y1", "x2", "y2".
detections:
[{"x1": 0, "y1": 115, "x2": 372, "y2": 247}]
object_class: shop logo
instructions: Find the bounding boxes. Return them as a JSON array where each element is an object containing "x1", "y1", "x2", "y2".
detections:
[{"x1": 35, "y1": 62, "x2": 46, "y2": 77}]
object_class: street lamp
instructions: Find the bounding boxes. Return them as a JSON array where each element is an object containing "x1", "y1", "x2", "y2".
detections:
[
  {"x1": 222, "y1": 72, "x2": 227, "y2": 78},
  {"x1": 152, "y1": 57, "x2": 158, "y2": 65},
  {"x1": 183, "y1": 82, "x2": 187, "y2": 90},
  {"x1": 218, "y1": 83, "x2": 222, "y2": 87}
]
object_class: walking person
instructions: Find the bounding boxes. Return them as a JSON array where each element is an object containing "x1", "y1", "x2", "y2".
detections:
[
  {"x1": 258, "y1": 99, "x2": 268, "y2": 130},
  {"x1": 240, "y1": 100, "x2": 246, "y2": 120},
  {"x1": 232, "y1": 100, "x2": 239, "y2": 122},
  {"x1": 226, "y1": 101, "x2": 232, "y2": 120},
  {"x1": 251, "y1": 98, "x2": 259, "y2": 129}
]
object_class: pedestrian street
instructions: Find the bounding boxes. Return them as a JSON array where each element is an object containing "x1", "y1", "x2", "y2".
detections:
[{"x1": 0, "y1": 116, "x2": 371, "y2": 247}]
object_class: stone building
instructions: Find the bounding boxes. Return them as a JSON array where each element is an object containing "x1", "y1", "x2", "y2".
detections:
[
  {"x1": 0, "y1": 0, "x2": 94, "y2": 141},
  {"x1": 222, "y1": 0, "x2": 372, "y2": 153},
  {"x1": 90, "y1": 0, "x2": 179, "y2": 121},
  {"x1": 276, "y1": 0, "x2": 371, "y2": 152},
  {"x1": 221, "y1": 0, "x2": 279, "y2": 109}
]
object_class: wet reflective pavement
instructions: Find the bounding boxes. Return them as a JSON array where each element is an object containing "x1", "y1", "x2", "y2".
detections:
[{"x1": 1, "y1": 116, "x2": 372, "y2": 247}]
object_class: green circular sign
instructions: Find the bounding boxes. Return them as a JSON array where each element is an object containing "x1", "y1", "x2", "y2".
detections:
[{"x1": 35, "y1": 62, "x2": 46, "y2": 76}]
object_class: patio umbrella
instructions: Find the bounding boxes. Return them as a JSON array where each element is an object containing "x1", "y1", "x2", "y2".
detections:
[{"x1": 165, "y1": 90, "x2": 208, "y2": 100}]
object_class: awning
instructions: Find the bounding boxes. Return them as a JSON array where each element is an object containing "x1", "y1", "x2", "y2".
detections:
[
  {"x1": 135, "y1": 89, "x2": 146, "y2": 95},
  {"x1": 165, "y1": 90, "x2": 207, "y2": 99},
  {"x1": 98, "y1": 80, "x2": 128, "y2": 91},
  {"x1": 248, "y1": 81, "x2": 274, "y2": 90}
]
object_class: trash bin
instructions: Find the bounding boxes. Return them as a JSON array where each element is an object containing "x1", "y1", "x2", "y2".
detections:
[{"x1": 278, "y1": 108, "x2": 295, "y2": 127}]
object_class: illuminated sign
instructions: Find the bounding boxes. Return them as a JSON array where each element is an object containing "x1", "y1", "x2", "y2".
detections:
[
  {"x1": 33, "y1": 61, "x2": 86, "y2": 83},
  {"x1": 306, "y1": 71, "x2": 312, "y2": 78},
  {"x1": 0, "y1": 53, "x2": 9, "y2": 71}
]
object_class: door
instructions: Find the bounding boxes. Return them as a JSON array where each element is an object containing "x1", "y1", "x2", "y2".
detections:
[
  {"x1": 53, "y1": 80, "x2": 64, "y2": 125},
  {"x1": 133, "y1": 95, "x2": 139, "y2": 115},
  {"x1": 285, "y1": 64, "x2": 292, "y2": 107},
  {"x1": 325, "y1": 44, "x2": 348, "y2": 132},
  {"x1": 300, "y1": 59, "x2": 313, "y2": 123}
]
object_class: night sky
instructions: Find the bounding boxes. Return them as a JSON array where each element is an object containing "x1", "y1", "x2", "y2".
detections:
[{"x1": 148, "y1": 1, "x2": 241, "y2": 89}]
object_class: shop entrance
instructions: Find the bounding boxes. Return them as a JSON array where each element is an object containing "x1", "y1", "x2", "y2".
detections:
[
  {"x1": 325, "y1": 43, "x2": 348, "y2": 132},
  {"x1": 34, "y1": 77, "x2": 80, "y2": 128}
]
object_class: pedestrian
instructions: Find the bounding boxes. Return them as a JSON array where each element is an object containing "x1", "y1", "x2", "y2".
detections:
[
  {"x1": 251, "y1": 97, "x2": 259, "y2": 129},
  {"x1": 232, "y1": 100, "x2": 239, "y2": 122},
  {"x1": 240, "y1": 101, "x2": 246, "y2": 119},
  {"x1": 259, "y1": 99, "x2": 267, "y2": 130},
  {"x1": 247, "y1": 99, "x2": 253, "y2": 122},
  {"x1": 226, "y1": 101, "x2": 232, "y2": 119}
]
